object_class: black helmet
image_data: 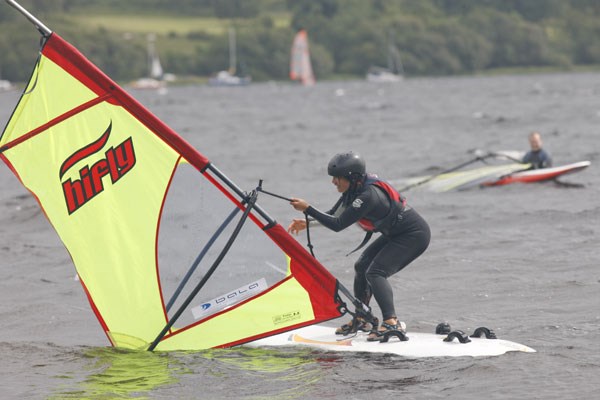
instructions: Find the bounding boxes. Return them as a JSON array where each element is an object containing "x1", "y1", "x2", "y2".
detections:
[{"x1": 327, "y1": 152, "x2": 366, "y2": 177}]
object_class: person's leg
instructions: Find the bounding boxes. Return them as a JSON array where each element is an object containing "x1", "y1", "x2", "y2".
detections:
[
  {"x1": 353, "y1": 235, "x2": 389, "y2": 305},
  {"x1": 366, "y1": 230, "x2": 430, "y2": 322},
  {"x1": 335, "y1": 236, "x2": 389, "y2": 335}
]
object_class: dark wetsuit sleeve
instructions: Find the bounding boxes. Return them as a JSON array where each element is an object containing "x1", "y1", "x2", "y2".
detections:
[
  {"x1": 325, "y1": 197, "x2": 344, "y2": 215},
  {"x1": 542, "y1": 150, "x2": 552, "y2": 167},
  {"x1": 523, "y1": 149, "x2": 552, "y2": 169},
  {"x1": 305, "y1": 190, "x2": 375, "y2": 232},
  {"x1": 306, "y1": 196, "x2": 342, "y2": 223}
]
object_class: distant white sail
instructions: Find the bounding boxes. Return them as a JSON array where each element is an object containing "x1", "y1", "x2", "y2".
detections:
[
  {"x1": 366, "y1": 33, "x2": 404, "y2": 83},
  {"x1": 131, "y1": 33, "x2": 166, "y2": 90},
  {"x1": 147, "y1": 34, "x2": 163, "y2": 79},
  {"x1": 208, "y1": 27, "x2": 251, "y2": 87}
]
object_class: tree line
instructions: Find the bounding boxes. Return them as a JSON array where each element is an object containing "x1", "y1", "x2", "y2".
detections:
[{"x1": 1, "y1": 0, "x2": 600, "y2": 83}]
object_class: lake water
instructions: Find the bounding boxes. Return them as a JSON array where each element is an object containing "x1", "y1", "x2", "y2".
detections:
[{"x1": 1, "y1": 72, "x2": 598, "y2": 399}]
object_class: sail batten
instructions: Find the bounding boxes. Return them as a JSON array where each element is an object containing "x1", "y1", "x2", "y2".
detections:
[{"x1": 1, "y1": 6, "x2": 345, "y2": 351}]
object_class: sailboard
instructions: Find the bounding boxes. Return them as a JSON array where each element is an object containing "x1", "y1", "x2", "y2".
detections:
[
  {"x1": 483, "y1": 160, "x2": 591, "y2": 186},
  {"x1": 290, "y1": 29, "x2": 315, "y2": 86},
  {"x1": 250, "y1": 324, "x2": 536, "y2": 358},
  {"x1": 395, "y1": 161, "x2": 591, "y2": 192},
  {"x1": 0, "y1": 0, "x2": 347, "y2": 351}
]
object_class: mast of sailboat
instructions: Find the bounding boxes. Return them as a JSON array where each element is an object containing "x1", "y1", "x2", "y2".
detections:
[
  {"x1": 386, "y1": 31, "x2": 404, "y2": 75},
  {"x1": 228, "y1": 27, "x2": 236, "y2": 75}
]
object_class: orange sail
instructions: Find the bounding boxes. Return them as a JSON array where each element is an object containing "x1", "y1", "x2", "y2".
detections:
[{"x1": 290, "y1": 29, "x2": 315, "y2": 86}]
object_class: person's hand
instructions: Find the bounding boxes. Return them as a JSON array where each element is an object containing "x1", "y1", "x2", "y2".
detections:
[
  {"x1": 287, "y1": 218, "x2": 307, "y2": 235},
  {"x1": 290, "y1": 198, "x2": 309, "y2": 212}
]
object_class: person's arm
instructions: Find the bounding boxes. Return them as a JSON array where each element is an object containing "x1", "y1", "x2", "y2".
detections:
[
  {"x1": 542, "y1": 150, "x2": 552, "y2": 168},
  {"x1": 305, "y1": 190, "x2": 374, "y2": 232},
  {"x1": 288, "y1": 195, "x2": 343, "y2": 234},
  {"x1": 325, "y1": 196, "x2": 344, "y2": 215}
]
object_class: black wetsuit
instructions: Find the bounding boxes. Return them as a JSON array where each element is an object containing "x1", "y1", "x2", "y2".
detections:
[
  {"x1": 522, "y1": 149, "x2": 552, "y2": 169},
  {"x1": 305, "y1": 177, "x2": 430, "y2": 321}
]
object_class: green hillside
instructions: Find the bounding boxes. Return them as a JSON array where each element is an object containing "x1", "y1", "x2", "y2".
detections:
[{"x1": 1, "y1": 0, "x2": 600, "y2": 83}]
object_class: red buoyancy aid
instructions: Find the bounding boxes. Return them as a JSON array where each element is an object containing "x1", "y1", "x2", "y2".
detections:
[{"x1": 357, "y1": 174, "x2": 407, "y2": 232}]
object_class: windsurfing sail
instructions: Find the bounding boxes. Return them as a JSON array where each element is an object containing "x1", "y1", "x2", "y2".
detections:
[
  {"x1": 147, "y1": 34, "x2": 163, "y2": 80},
  {"x1": 208, "y1": 27, "x2": 251, "y2": 87},
  {"x1": 290, "y1": 29, "x2": 315, "y2": 86},
  {"x1": 391, "y1": 163, "x2": 530, "y2": 192},
  {"x1": 387, "y1": 42, "x2": 404, "y2": 76},
  {"x1": 0, "y1": 0, "x2": 345, "y2": 351},
  {"x1": 366, "y1": 32, "x2": 404, "y2": 83},
  {"x1": 131, "y1": 33, "x2": 165, "y2": 90}
]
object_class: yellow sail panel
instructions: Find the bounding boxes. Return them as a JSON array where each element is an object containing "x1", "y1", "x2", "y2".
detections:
[
  {"x1": 3, "y1": 98, "x2": 180, "y2": 345},
  {"x1": 155, "y1": 277, "x2": 315, "y2": 351},
  {"x1": 0, "y1": 33, "x2": 205, "y2": 346},
  {"x1": 1, "y1": 54, "x2": 98, "y2": 147}
]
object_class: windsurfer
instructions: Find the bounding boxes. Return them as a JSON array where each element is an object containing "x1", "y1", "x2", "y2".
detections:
[
  {"x1": 522, "y1": 131, "x2": 552, "y2": 169},
  {"x1": 287, "y1": 152, "x2": 430, "y2": 341}
]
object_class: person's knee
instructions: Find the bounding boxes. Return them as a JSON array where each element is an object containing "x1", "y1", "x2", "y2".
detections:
[
  {"x1": 365, "y1": 262, "x2": 388, "y2": 284},
  {"x1": 354, "y1": 256, "x2": 371, "y2": 274}
]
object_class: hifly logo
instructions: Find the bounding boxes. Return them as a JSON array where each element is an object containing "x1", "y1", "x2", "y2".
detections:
[{"x1": 60, "y1": 121, "x2": 136, "y2": 214}]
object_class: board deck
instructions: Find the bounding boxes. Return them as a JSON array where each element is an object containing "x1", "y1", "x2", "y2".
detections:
[
  {"x1": 248, "y1": 325, "x2": 536, "y2": 358},
  {"x1": 485, "y1": 160, "x2": 591, "y2": 186}
]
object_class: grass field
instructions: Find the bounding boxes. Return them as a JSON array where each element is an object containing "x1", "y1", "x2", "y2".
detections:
[
  {"x1": 46, "y1": 12, "x2": 290, "y2": 59},
  {"x1": 66, "y1": 13, "x2": 291, "y2": 36}
]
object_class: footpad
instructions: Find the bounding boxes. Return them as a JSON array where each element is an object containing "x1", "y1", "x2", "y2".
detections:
[
  {"x1": 435, "y1": 322, "x2": 452, "y2": 335},
  {"x1": 380, "y1": 330, "x2": 409, "y2": 343},
  {"x1": 470, "y1": 327, "x2": 497, "y2": 339},
  {"x1": 443, "y1": 330, "x2": 471, "y2": 343}
]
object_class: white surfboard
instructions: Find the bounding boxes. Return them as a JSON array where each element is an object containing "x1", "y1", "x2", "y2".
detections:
[{"x1": 249, "y1": 325, "x2": 535, "y2": 358}]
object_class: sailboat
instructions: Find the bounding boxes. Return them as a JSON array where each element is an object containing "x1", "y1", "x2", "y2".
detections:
[
  {"x1": 131, "y1": 33, "x2": 166, "y2": 90},
  {"x1": 290, "y1": 29, "x2": 315, "y2": 86},
  {"x1": 208, "y1": 27, "x2": 251, "y2": 87},
  {"x1": 0, "y1": 78, "x2": 14, "y2": 92},
  {"x1": 366, "y1": 35, "x2": 404, "y2": 83},
  {"x1": 0, "y1": 65, "x2": 15, "y2": 92}
]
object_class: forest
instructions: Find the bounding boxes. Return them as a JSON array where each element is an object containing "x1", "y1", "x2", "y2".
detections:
[{"x1": 1, "y1": 0, "x2": 600, "y2": 82}]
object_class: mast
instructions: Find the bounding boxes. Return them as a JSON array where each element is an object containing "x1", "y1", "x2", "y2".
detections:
[
  {"x1": 386, "y1": 31, "x2": 404, "y2": 76},
  {"x1": 5, "y1": 0, "x2": 52, "y2": 37},
  {"x1": 228, "y1": 27, "x2": 236, "y2": 75}
]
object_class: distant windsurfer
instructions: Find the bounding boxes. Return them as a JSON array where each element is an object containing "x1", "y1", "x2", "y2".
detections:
[
  {"x1": 522, "y1": 131, "x2": 552, "y2": 169},
  {"x1": 288, "y1": 152, "x2": 430, "y2": 341}
]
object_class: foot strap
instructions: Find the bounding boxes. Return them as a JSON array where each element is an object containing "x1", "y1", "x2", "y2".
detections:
[{"x1": 367, "y1": 321, "x2": 409, "y2": 342}]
